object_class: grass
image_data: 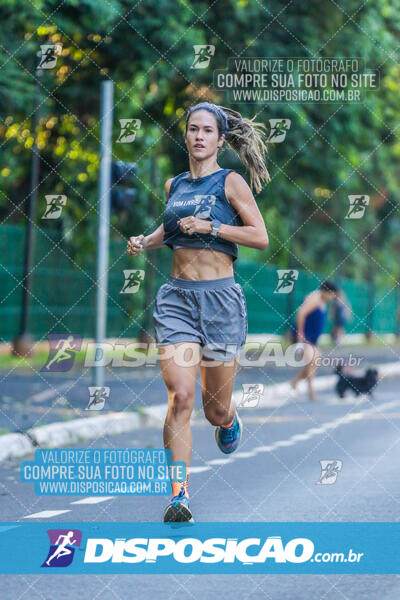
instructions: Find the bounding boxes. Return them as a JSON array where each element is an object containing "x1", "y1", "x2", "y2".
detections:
[
  {"x1": 0, "y1": 337, "x2": 398, "y2": 371},
  {"x1": 0, "y1": 345, "x2": 159, "y2": 371},
  {"x1": 0, "y1": 348, "x2": 88, "y2": 371}
]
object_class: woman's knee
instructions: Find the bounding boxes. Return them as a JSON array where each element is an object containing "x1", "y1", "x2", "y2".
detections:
[
  {"x1": 203, "y1": 404, "x2": 230, "y2": 426},
  {"x1": 167, "y1": 388, "x2": 194, "y2": 418}
]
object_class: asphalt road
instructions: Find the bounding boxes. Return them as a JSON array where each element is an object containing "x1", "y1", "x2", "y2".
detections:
[
  {"x1": 1, "y1": 343, "x2": 399, "y2": 432},
  {"x1": 0, "y1": 371, "x2": 399, "y2": 599}
]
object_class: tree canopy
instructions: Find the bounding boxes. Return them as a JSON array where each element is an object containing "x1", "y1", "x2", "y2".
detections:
[{"x1": 1, "y1": 0, "x2": 399, "y2": 289}]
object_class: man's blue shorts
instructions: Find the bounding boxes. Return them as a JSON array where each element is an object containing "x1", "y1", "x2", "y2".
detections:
[{"x1": 153, "y1": 275, "x2": 248, "y2": 362}]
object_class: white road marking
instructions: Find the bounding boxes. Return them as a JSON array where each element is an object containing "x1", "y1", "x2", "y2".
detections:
[
  {"x1": 290, "y1": 434, "x2": 312, "y2": 441},
  {"x1": 30, "y1": 382, "x2": 72, "y2": 403},
  {"x1": 189, "y1": 466, "x2": 212, "y2": 474},
  {"x1": 206, "y1": 458, "x2": 234, "y2": 466},
  {"x1": 306, "y1": 428, "x2": 326, "y2": 435},
  {"x1": 273, "y1": 439, "x2": 297, "y2": 447},
  {"x1": 20, "y1": 390, "x2": 400, "y2": 519},
  {"x1": 23, "y1": 509, "x2": 71, "y2": 519},
  {"x1": 254, "y1": 446, "x2": 275, "y2": 453},
  {"x1": 70, "y1": 497, "x2": 113, "y2": 505},
  {"x1": 233, "y1": 451, "x2": 256, "y2": 459},
  {"x1": 190, "y1": 398, "x2": 399, "y2": 476}
]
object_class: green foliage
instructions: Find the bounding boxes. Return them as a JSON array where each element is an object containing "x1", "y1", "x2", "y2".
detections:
[{"x1": 1, "y1": 0, "x2": 399, "y2": 293}]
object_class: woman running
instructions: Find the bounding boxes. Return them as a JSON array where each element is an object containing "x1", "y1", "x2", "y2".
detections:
[
  {"x1": 127, "y1": 102, "x2": 270, "y2": 522},
  {"x1": 290, "y1": 281, "x2": 338, "y2": 401}
]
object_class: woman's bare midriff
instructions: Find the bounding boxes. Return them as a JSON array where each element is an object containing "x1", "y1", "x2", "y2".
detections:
[{"x1": 171, "y1": 247, "x2": 234, "y2": 280}]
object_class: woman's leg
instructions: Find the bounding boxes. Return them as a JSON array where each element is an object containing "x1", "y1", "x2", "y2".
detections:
[
  {"x1": 306, "y1": 345, "x2": 321, "y2": 401},
  {"x1": 290, "y1": 343, "x2": 316, "y2": 394},
  {"x1": 200, "y1": 356, "x2": 240, "y2": 426},
  {"x1": 159, "y1": 342, "x2": 201, "y2": 497},
  {"x1": 291, "y1": 364, "x2": 308, "y2": 390}
]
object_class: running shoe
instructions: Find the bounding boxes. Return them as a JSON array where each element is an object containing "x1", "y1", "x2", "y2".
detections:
[
  {"x1": 215, "y1": 412, "x2": 243, "y2": 454},
  {"x1": 163, "y1": 485, "x2": 194, "y2": 523}
]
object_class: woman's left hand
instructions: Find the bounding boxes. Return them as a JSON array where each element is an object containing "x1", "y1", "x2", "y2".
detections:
[{"x1": 177, "y1": 216, "x2": 212, "y2": 235}]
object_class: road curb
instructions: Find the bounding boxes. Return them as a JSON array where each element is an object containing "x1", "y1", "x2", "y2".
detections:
[
  {"x1": 1, "y1": 361, "x2": 400, "y2": 463},
  {"x1": 0, "y1": 406, "x2": 167, "y2": 463}
]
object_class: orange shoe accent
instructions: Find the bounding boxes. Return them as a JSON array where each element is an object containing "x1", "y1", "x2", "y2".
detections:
[{"x1": 171, "y1": 469, "x2": 190, "y2": 498}]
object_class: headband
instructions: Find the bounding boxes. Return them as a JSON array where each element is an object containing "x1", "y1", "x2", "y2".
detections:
[{"x1": 188, "y1": 102, "x2": 243, "y2": 136}]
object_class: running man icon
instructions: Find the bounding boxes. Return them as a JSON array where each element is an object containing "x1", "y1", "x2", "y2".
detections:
[
  {"x1": 41, "y1": 334, "x2": 82, "y2": 372},
  {"x1": 46, "y1": 532, "x2": 76, "y2": 566},
  {"x1": 191, "y1": 45, "x2": 215, "y2": 69},
  {"x1": 37, "y1": 44, "x2": 61, "y2": 69},
  {"x1": 345, "y1": 195, "x2": 370, "y2": 219},
  {"x1": 316, "y1": 460, "x2": 343, "y2": 485},
  {"x1": 274, "y1": 269, "x2": 299, "y2": 294},
  {"x1": 267, "y1": 118, "x2": 291, "y2": 143},
  {"x1": 116, "y1": 119, "x2": 141, "y2": 143},
  {"x1": 42, "y1": 529, "x2": 82, "y2": 568}
]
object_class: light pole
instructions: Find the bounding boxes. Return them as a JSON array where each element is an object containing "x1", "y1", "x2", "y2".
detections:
[
  {"x1": 93, "y1": 79, "x2": 114, "y2": 387},
  {"x1": 12, "y1": 51, "x2": 43, "y2": 357}
]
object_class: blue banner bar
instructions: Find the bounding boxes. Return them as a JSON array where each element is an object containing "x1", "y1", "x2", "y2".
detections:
[{"x1": 0, "y1": 522, "x2": 399, "y2": 574}]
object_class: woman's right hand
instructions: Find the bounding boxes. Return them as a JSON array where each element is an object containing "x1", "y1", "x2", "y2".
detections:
[{"x1": 127, "y1": 234, "x2": 145, "y2": 257}]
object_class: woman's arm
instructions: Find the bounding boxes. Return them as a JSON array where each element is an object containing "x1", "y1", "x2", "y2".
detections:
[
  {"x1": 142, "y1": 223, "x2": 165, "y2": 250},
  {"x1": 143, "y1": 177, "x2": 173, "y2": 249},
  {"x1": 218, "y1": 172, "x2": 269, "y2": 251},
  {"x1": 127, "y1": 178, "x2": 173, "y2": 256}
]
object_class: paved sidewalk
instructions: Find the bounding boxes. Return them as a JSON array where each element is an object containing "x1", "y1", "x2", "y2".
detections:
[{"x1": 1, "y1": 349, "x2": 399, "y2": 463}]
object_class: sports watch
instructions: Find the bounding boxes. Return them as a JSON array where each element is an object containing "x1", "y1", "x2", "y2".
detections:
[{"x1": 210, "y1": 219, "x2": 221, "y2": 237}]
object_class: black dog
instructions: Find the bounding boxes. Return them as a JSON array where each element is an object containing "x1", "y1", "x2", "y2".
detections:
[{"x1": 335, "y1": 365, "x2": 378, "y2": 399}]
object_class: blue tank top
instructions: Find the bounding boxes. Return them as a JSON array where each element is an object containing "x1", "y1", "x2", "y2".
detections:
[
  {"x1": 163, "y1": 168, "x2": 244, "y2": 261},
  {"x1": 304, "y1": 306, "x2": 326, "y2": 345}
]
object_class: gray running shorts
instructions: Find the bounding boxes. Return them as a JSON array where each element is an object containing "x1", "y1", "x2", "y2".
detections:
[{"x1": 153, "y1": 275, "x2": 248, "y2": 362}]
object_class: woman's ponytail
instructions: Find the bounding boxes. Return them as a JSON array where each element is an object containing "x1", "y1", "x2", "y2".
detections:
[
  {"x1": 218, "y1": 105, "x2": 271, "y2": 194},
  {"x1": 185, "y1": 102, "x2": 271, "y2": 194}
]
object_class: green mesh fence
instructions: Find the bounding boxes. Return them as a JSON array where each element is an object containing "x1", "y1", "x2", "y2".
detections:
[{"x1": 0, "y1": 224, "x2": 397, "y2": 342}]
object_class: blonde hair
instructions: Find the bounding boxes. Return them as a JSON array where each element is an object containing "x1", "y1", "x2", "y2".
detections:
[{"x1": 186, "y1": 102, "x2": 271, "y2": 194}]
